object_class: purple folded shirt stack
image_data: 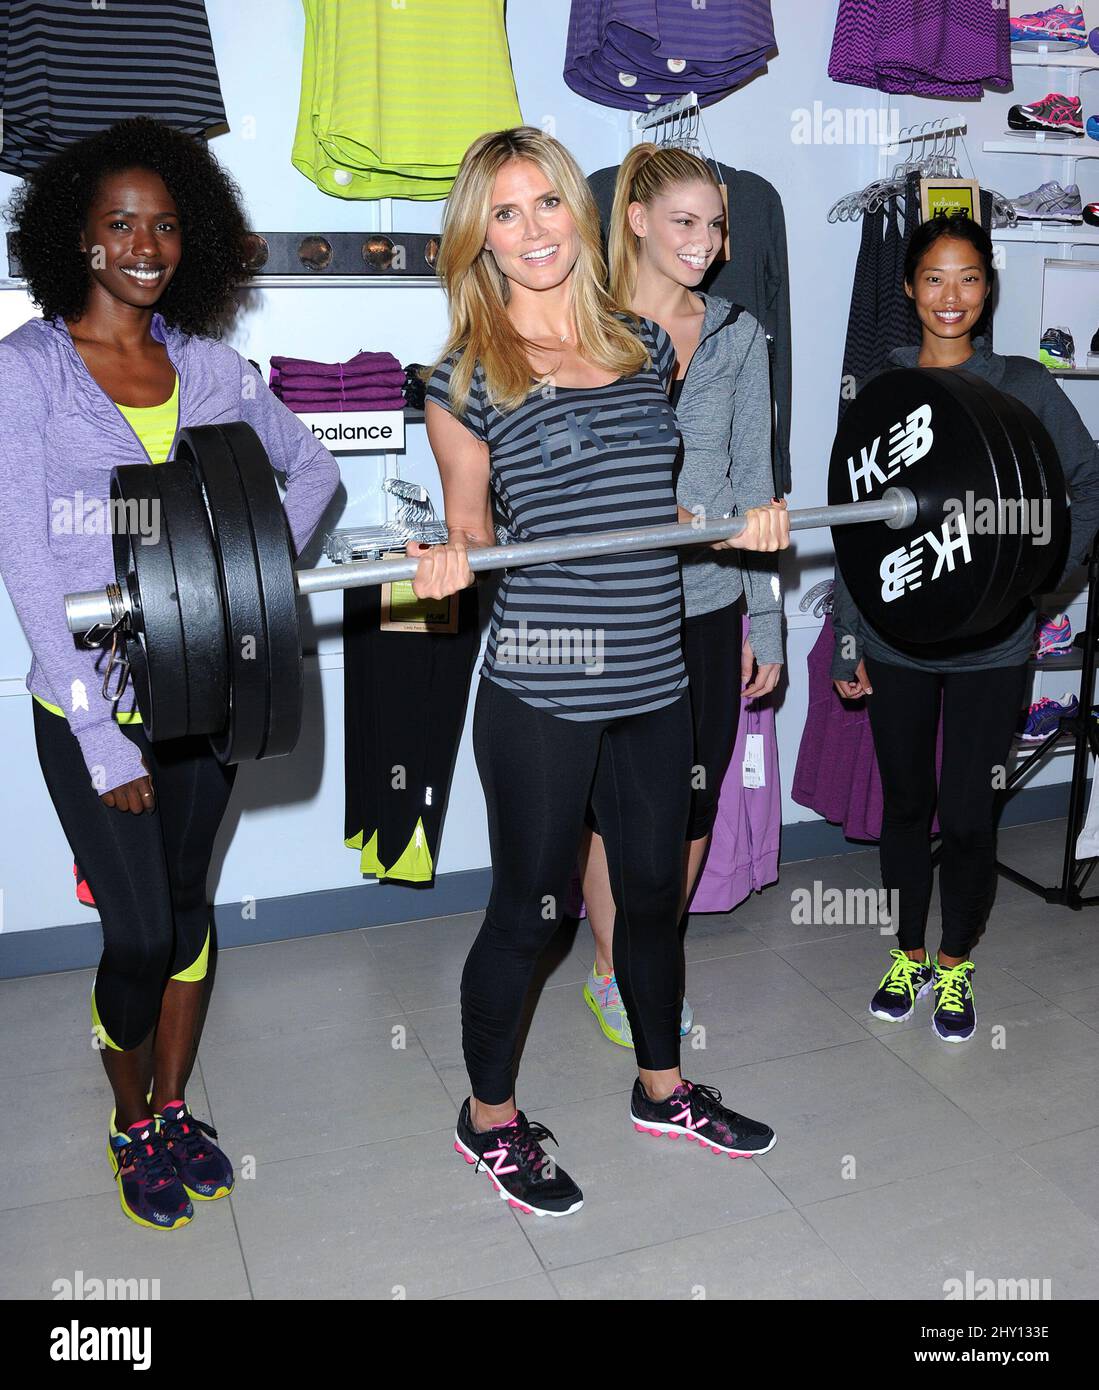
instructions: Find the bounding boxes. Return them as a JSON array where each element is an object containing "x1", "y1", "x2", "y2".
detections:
[
  {"x1": 269, "y1": 350, "x2": 407, "y2": 412},
  {"x1": 563, "y1": 0, "x2": 776, "y2": 112}
]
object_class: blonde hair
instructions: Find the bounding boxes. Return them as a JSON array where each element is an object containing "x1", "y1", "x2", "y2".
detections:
[
  {"x1": 608, "y1": 144, "x2": 723, "y2": 306},
  {"x1": 423, "y1": 126, "x2": 648, "y2": 417}
]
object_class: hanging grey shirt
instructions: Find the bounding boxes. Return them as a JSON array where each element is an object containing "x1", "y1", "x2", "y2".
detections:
[
  {"x1": 831, "y1": 339, "x2": 1099, "y2": 677},
  {"x1": 674, "y1": 292, "x2": 783, "y2": 666}
]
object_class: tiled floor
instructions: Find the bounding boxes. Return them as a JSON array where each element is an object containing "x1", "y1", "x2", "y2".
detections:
[{"x1": 3, "y1": 817, "x2": 1099, "y2": 1300}]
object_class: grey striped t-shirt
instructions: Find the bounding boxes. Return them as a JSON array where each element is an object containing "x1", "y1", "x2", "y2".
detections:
[{"x1": 425, "y1": 316, "x2": 688, "y2": 721}]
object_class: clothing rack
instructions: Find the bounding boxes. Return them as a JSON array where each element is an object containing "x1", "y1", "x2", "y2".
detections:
[{"x1": 994, "y1": 544, "x2": 1099, "y2": 907}]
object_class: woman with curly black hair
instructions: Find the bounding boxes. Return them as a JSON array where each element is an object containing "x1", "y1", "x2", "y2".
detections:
[{"x1": 0, "y1": 117, "x2": 340, "y2": 1230}]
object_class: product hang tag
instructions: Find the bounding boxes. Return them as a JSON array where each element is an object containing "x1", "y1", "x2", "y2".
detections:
[
  {"x1": 719, "y1": 183, "x2": 731, "y2": 263},
  {"x1": 742, "y1": 732, "x2": 765, "y2": 789},
  {"x1": 379, "y1": 549, "x2": 459, "y2": 633}
]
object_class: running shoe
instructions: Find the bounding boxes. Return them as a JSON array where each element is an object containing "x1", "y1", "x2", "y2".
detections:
[
  {"x1": 1090, "y1": 327, "x2": 1099, "y2": 368},
  {"x1": 157, "y1": 1100, "x2": 234, "y2": 1201},
  {"x1": 1086, "y1": 203, "x2": 1099, "y2": 227},
  {"x1": 869, "y1": 948, "x2": 936, "y2": 1022},
  {"x1": 1034, "y1": 611, "x2": 1073, "y2": 658},
  {"x1": 583, "y1": 966, "x2": 694, "y2": 1047},
  {"x1": 1010, "y1": 6, "x2": 1087, "y2": 45},
  {"x1": 1040, "y1": 325, "x2": 1076, "y2": 368},
  {"x1": 1008, "y1": 94, "x2": 1084, "y2": 135},
  {"x1": 1091, "y1": 27, "x2": 1099, "y2": 54},
  {"x1": 107, "y1": 1113, "x2": 193, "y2": 1231},
  {"x1": 1010, "y1": 180, "x2": 1083, "y2": 221},
  {"x1": 73, "y1": 861, "x2": 95, "y2": 907},
  {"x1": 1017, "y1": 692, "x2": 1079, "y2": 741},
  {"x1": 931, "y1": 960, "x2": 976, "y2": 1042},
  {"x1": 453, "y1": 1100, "x2": 584, "y2": 1216},
  {"x1": 630, "y1": 1078, "x2": 776, "y2": 1157},
  {"x1": 1088, "y1": 115, "x2": 1099, "y2": 141}
]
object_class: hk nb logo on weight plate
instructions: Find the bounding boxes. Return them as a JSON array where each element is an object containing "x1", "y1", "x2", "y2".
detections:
[
  {"x1": 880, "y1": 515, "x2": 972, "y2": 603},
  {"x1": 846, "y1": 403, "x2": 935, "y2": 498}
]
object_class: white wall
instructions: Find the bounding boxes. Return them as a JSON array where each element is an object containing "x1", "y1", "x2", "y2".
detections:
[{"x1": 2, "y1": 0, "x2": 1096, "y2": 935}]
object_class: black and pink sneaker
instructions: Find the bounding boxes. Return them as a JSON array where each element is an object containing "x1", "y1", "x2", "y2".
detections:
[
  {"x1": 454, "y1": 1099, "x2": 584, "y2": 1217},
  {"x1": 631, "y1": 1079, "x2": 776, "y2": 1158},
  {"x1": 157, "y1": 1101, "x2": 234, "y2": 1201}
]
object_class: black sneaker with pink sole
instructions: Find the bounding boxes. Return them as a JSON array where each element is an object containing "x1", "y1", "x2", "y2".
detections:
[
  {"x1": 454, "y1": 1099, "x2": 584, "y2": 1217},
  {"x1": 631, "y1": 1079, "x2": 776, "y2": 1157}
]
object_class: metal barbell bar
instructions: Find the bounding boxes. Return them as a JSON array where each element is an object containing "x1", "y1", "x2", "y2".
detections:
[{"x1": 64, "y1": 486, "x2": 917, "y2": 634}]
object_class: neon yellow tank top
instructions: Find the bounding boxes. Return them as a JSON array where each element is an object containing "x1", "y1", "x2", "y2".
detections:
[
  {"x1": 35, "y1": 377, "x2": 180, "y2": 722},
  {"x1": 292, "y1": 0, "x2": 523, "y2": 201}
]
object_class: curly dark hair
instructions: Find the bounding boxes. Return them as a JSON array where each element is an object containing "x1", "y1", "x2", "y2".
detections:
[{"x1": 5, "y1": 117, "x2": 249, "y2": 334}]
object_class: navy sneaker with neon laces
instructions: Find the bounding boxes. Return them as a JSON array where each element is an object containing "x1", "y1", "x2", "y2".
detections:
[
  {"x1": 157, "y1": 1100, "x2": 234, "y2": 1200},
  {"x1": 631, "y1": 1078, "x2": 776, "y2": 1157},
  {"x1": 454, "y1": 1100, "x2": 584, "y2": 1217},
  {"x1": 870, "y1": 948, "x2": 936, "y2": 1021},
  {"x1": 108, "y1": 1114, "x2": 193, "y2": 1231},
  {"x1": 932, "y1": 960, "x2": 977, "y2": 1042}
]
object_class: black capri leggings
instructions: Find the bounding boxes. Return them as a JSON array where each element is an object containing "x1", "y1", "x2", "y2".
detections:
[
  {"x1": 33, "y1": 700, "x2": 236, "y2": 1051},
  {"x1": 465, "y1": 678, "x2": 693, "y2": 1102},
  {"x1": 585, "y1": 599, "x2": 743, "y2": 842},
  {"x1": 863, "y1": 657, "x2": 1029, "y2": 959}
]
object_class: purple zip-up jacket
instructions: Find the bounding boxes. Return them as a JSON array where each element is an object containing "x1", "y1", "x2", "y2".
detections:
[{"x1": 0, "y1": 312, "x2": 341, "y2": 793}]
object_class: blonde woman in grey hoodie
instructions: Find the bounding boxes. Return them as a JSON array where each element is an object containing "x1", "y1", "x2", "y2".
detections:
[{"x1": 580, "y1": 144, "x2": 784, "y2": 1050}]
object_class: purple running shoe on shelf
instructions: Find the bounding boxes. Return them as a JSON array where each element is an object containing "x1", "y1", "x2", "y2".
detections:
[
  {"x1": 1034, "y1": 611, "x2": 1073, "y2": 658},
  {"x1": 1018, "y1": 692, "x2": 1080, "y2": 742}
]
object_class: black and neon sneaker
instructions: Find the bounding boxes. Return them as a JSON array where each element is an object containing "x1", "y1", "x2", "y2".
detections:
[
  {"x1": 107, "y1": 1113, "x2": 193, "y2": 1231},
  {"x1": 932, "y1": 959, "x2": 976, "y2": 1042},
  {"x1": 870, "y1": 948, "x2": 936, "y2": 1021},
  {"x1": 454, "y1": 1099, "x2": 584, "y2": 1217},
  {"x1": 630, "y1": 1079, "x2": 776, "y2": 1157},
  {"x1": 157, "y1": 1100, "x2": 234, "y2": 1201}
]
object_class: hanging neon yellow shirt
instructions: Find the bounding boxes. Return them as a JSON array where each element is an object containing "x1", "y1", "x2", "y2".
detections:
[
  {"x1": 292, "y1": 0, "x2": 523, "y2": 201},
  {"x1": 36, "y1": 378, "x2": 179, "y2": 724}
]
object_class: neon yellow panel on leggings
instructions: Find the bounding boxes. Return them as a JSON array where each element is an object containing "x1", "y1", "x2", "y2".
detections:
[{"x1": 292, "y1": 0, "x2": 523, "y2": 200}]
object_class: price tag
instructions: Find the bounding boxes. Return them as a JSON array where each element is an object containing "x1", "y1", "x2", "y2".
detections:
[{"x1": 742, "y1": 732, "x2": 765, "y2": 789}]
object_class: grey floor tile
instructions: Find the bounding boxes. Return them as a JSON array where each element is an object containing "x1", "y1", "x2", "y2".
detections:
[
  {"x1": 0, "y1": 967, "x2": 99, "y2": 1080},
  {"x1": 976, "y1": 901, "x2": 1099, "y2": 970},
  {"x1": 441, "y1": 1273, "x2": 559, "y2": 1300},
  {"x1": 200, "y1": 931, "x2": 403, "y2": 1046},
  {"x1": 1017, "y1": 1126, "x2": 1099, "y2": 1225},
  {"x1": 999, "y1": 940, "x2": 1099, "y2": 1005},
  {"x1": 0, "y1": 1188, "x2": 249, "y2": 1300},
  {"x1": 548, "y1": 1208, "x2": 868, "y2": 1299},
  {"x1": 197, "y1": 1016, "x2": 458, "y2": 1164},
  {"x1": 714, "y1": 1042, "x2": 1004, "y2": 1207},
  {"x1": 363, "y1": 911, "x2": 483, "y2": 1012},
  {"x1": 231, "y1": 1130, "x2": 541, "y2": 1299},
  {"x1": 878, "y1": 999, "x2": 1099, "y2": 1150},
  {"x1": 735, "y1": 855, "x2": 897, "y2": 949},
  {"x1": 502, "y1": 1094, "x2": 790, "y2": 1270},
  {"x1": 1059, "y1": 985, "x2": 1099, "y2": 1031},
  {"x1": 0, "y1": 1066, "x2": 121, "y2": 1210},
  {"x1": 801, "y1": 1151, "x2": 1099, "y2": 1300}
]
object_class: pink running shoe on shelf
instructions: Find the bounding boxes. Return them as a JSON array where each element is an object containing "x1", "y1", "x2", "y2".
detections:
[
  {"x1": 1011, "y1": 6, "x2": 1087, "y2": 45},
  {"x1": 1034, "y1": 611, "x2": 1073, "y2": 658}
]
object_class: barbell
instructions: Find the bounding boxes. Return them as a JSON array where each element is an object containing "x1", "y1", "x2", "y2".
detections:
[{"x1": 64, "y1": 368, "x2": 1068, "y2": 764}]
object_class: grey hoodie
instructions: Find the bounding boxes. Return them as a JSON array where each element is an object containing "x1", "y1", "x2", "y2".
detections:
[
  {"x1": 674, "y1": 292, "x2": 783, "y2": 666},
  {"x1": 831, "y1": 339, "x2": 1099, "y2": 678}
]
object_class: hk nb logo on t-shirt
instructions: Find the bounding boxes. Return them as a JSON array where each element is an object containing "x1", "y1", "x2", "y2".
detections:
[{"x1": 534, "y1": 403, "x2": 676, "y2": 469}]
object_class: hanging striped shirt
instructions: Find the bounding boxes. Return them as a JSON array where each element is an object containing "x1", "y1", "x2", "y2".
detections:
[
  {"x1": 0, "y1": 0, "x2": 226, "y2": 178},
  {"x1": 425, "y1": 316, "x2": 689, "y2": 722}
]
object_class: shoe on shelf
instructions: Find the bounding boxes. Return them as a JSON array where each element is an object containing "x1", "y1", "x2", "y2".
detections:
[
  {"x1": 1040, "y1": 325, "x2": 1076, "y2": 369},
  {"x1": 869, "y1": 948, "x2": 935, "y2": 1022},
  {"x1": 1089, "y1": 115, "x2": 1099, "y2": 141},
  {"x1": 1085, "y1": 203, "x2": 1099, "y2": 227},
  {"x1": 1008, "y1": 94, "x2": 1084, "y2": 135},
  {"x1": 1089, "y1": 326, "x2": 1099, "y2": 369},
  {"x1": 1017, "y1": 692, "x2": 1080, "y2": 741},
  {"x1": 1091, "y1": 27, "x2": 1099, "y2": 55},
  {"x1": 1010, "y1": 6, "x2": 1087, "y2": 45},
  {"x1": 931, "y1": 960, "x2": 976, "y2": 1043},
  {"x1": 1034, "y1": 611, "x2": 1073, "y2": 658},
  {"x1": 454, "y1": 1099, "x2": 584, "y2": 1217},
  {"x1": 1009, "y1": 180, "x2": 1082, "y2": 221}
]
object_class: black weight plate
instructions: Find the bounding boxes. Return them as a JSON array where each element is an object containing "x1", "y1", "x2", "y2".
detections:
[
  {"x1": 176, "y1": 427, "x2": 269, "y2": 764},
  {"x1": 155, "y1": 459, "x2": 230, "y2": 735},
  {"x1": 829, "y1": 368, "x2": 1005, "y2": 646},
  {"x1": 997, "y1": 391, "x2": 1069, "y2": 598},
  {"x1": 215, "y1": 423, "x2": 303, "y2": 760},
  {"x1": 109, "y1": 464, "x2": 190, "y2": 740},
  {"x1": 925, "y1": 370, "x2": 1027, "y2": 633}
]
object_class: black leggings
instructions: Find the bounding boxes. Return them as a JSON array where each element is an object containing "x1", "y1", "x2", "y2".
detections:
[
  {"x1": 465, "y1": 678, "x2": 693, "y2": 1101},
  {"x1": 863, "y1": 657, "x2": 1029, "y2": 958},
  {"x1": 33, "y1": 701, "x2": 236, "y2": 1051},
  {"x1": 585, "y1": 599, "x2": 743, "y2": 841}
]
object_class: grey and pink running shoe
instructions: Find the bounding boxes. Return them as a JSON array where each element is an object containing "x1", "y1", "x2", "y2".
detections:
[
  {"x1": 631, "y1": 1079, "x2": 776, "y2": 1158},
  {"x1": 1009, "y1": 93, "x2": 1084, "y2": 135},
  {"x1": 1010, "y1": 6, "x2": 1087, "y2": 45}
]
